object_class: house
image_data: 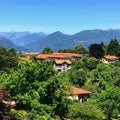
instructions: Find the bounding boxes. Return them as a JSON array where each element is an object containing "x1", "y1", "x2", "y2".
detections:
[
  {"x1": 67, "y1": 86, "x2": 91, "y2": 102},
  {"x1": 25, "y1": 52, "x2": 83, "y2": 71},
  {"x1": 53, "y1": 59, "x2": 72, "y2": 72},
  {"x1": 102, "y1": 55, "x2": 118, "y2": 64}
]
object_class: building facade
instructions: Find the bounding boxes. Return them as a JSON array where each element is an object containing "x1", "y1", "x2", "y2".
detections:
[{"x1": 53, "y1": 59, "x2": 71, "y2": 72}]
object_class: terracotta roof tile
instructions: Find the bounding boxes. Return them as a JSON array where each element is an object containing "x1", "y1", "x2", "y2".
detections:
[
  {"x1": 52, "y1": 52, "x2": 82, "y2": 58},
  {"x1": 104, "y1": 55, "x2": 118, "y2": 60},
  {"x1": 36, "y1": 52, "x2": 82, "y2": 60},
  {"x1": 49, "y1": 54, "x2": 66, "y2": 58},
  {"x1": 54, "y1": 59, "x2": 72, "y2": 64},
  {"x1": 37, "y1": 54, "x2": 50, "y2": 59},
  {"x1": 67, "y1": 86, "x2": 91, "y2": 95}
]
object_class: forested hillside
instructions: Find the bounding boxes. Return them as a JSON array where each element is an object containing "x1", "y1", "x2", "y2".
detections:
[{"x1": 0, "y1": 39, "x2": 120, "y2": 120}]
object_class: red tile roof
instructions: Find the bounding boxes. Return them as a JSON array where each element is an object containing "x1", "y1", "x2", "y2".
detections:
[
  {"x1": 67, "y1": 86, "x2": 91, "y2": 95},
  {"x1": 54, "y1": 59, "x2": 72, "y2": 64},
  {"x1": 49, "y1": 54, "x2": 66, "y2": 59},
  {"x1": 37, "y1": 54, "x2": 50, "y2": 59},
  {"x1": 52, "y1": 52, "x2": 82, "y2": 58},
  {"x1": 36, "y1": 52, "x2": 82, "y2": 60},
  {"x1": 104, "y1": 55, "x2": 118, "y2": 60}
]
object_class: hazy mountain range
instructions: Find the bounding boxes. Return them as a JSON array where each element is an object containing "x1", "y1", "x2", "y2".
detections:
[
  {"x1": 0, "y1": 37, "x2": 28, "y2": 52},
  {"x1": 0, "y1": 31, "x2": 47, "y2": 46},
  {"x1": 0, "y1": 29, "x2": 120, "y2": 52}
]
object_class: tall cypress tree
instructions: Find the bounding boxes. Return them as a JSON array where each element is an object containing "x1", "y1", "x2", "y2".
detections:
[{"x1": 107, "y1": 39, "x2": 120, "y2": 56}]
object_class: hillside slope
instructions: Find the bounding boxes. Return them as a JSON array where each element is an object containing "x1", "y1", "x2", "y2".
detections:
[
  {"x1": 0, "y1": 37, "x2": 28, "y2": 52},
  {"x1": 26, "y1": 31, "x2": 70, "y2": 51},
  {"x1": 0, "y1": 31, "x2": 47, "y2": 46}
]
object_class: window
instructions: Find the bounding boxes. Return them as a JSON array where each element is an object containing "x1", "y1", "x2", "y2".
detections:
[{"x1": 58, "y1": 69, "x2": 61, "y2": 72}]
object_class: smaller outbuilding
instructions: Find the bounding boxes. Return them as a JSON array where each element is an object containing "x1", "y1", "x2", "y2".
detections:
[
  {"x1": 102, "y1": 55, "x2": 118, "y2": 64},
  {"x1": 67, "y1": 86, "x2": 91, "y2": 102}
]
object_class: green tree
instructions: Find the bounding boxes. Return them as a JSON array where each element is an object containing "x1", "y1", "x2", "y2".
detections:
[
  {"x1": 114, "y1": 60, "x2": 120, "y2": 67},
  {"x1": 98, "y1": 86, "x2": 120, "y2": 120},
  {"x1": 85, "y1": 63, "x2": 114, "y2": 93},
  {"x1": 0, "y1": 47, "x2": 18, "y2": 72},
  {"x1": 68, "y1": 69, "x2": 86, "y2": 87},
  {"x1": 100, "y1": 42, "x2": 107, "y2": 55},
  {"x1": 0, "y1": 60, "x2": 69, "y2": 119},
  {"x1": 68, "y1": 102, "x2": 104, "y2": 120},
  {"x1": 116, "y1": 45, "x2": 120, "y2": 56},
  {"x1": 40, "y1": 76, "x2": 69, "y2": 119},
  {"x1": 107, "y1": 39, "x2": 120, "y2": 56},
  {"x1": 72, "y1": 60, "x2": 85, "y2": 70},
  {"x1": 89, "y1": 43, "x2": 104, "y2": 59},
  {"x1": 58, "y1": 48, "x2": 73, "y2": 53},
  {"x1": 85, "y1": 57, "x2": 99, "y2": 70},
  {"x1": 58, "y1": 44, "x2": 89, "y2": 54},
  {"x1": 111, "y1": 67, "x2": 120, "y2": 87},
  {"x1": 42, "y1": 46, "x2": 53, "y2": 54},
  {"x1": 74, "y1": 44, "x2": 89, "y2": 54}
]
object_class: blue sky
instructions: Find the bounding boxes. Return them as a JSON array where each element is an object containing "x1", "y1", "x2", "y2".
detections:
[{"x1": 0, "y1": 0, "x2": 120, "y2": 34}]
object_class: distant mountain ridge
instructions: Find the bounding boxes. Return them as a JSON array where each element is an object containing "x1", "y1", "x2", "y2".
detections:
[
  {"x1": 26, "y1": 29, "x2": 120, "y2": 51},
  {"x1": 0, "y1": 29, "x2": 120, "y2": 52},
  {"x1": 0, "y1": 37, "x2": 28, "y2": 52},
  {"x1": 27, "y1": 31, "x2": 71, "y2": 51},
  {"x1": 0, "y1": 31, "x2": 47, "y2": 46}
]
